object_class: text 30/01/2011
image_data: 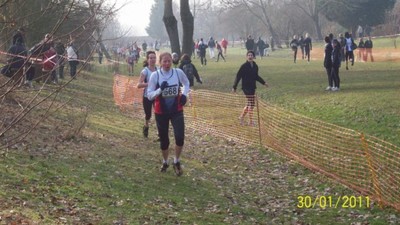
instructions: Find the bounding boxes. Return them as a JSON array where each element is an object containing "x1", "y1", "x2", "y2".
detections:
[{"x1": 297, "y1": 195, "x2": 371, "y2": 209}]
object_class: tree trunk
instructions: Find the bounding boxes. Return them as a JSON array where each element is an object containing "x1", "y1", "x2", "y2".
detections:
[
  {"x1": 163, "y1": 0, "x2": 180, "y2": 55},
  {"x1": 180, "y1": 0, "x2": 194, "y2": 57},
  {"x1": 313, "y1": 15, "x2": 323, "y2": 40}
]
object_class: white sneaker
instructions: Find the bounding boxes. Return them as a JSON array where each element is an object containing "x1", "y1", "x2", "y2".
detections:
[
  {"x1": 331, "y1": 87, "x2": 339, "y2": 91},
  {"x1": 325, "y1": 86, "x2": 332, "y2": 91}
]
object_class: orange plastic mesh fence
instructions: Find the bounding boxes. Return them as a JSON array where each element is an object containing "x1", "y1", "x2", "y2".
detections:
[
  {"x1": 113, "y1": 74, "x2": 400, "y2": 211},
  {"x1": 113, "y1": 74, "x2": 143, "y2": 112}
]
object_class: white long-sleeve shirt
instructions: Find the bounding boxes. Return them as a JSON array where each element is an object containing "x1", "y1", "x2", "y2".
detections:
[
  {"x1": 67, "y1": 45, "x2": 78, "y2": 61},
  {"x1": 147, "y1": 68, "x2": 190, "y2": 114}
]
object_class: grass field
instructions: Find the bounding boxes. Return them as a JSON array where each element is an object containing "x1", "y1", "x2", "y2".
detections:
[{"x1": 0, "y1": 38, "x2": 399, "y2": 224}]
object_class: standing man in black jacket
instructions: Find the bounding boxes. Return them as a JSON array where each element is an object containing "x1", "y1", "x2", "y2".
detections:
[
  {"x1": 232, "y1": 50, "x2": 268, "y2": 126},
  {"x1": 323, "y1": 36, "x2": 333, "y2": 91}
]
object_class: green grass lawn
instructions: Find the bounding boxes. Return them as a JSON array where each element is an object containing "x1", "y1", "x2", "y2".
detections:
[{"x1": 0, "y1": 41, "x2": 399, "y2": 224}]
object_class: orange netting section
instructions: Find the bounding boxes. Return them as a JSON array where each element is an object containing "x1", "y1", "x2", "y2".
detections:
[{"x1": 113, "y1": 74, "x2": 400, "y2": 211}]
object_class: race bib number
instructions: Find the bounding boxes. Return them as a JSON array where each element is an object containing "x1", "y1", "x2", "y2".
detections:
[{"x1": 162, "y1": 85, "x2": 179, "y2": 98}]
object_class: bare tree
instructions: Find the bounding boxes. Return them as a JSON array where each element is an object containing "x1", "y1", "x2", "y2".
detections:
[
  {"x1": 221, "y1": 0, "x2": 284, "y2": 47},
  {"x1": 180, "y1": 0, "x2": 194, "y2": 56},
  {"x1": 288, "y1": 0, "x2": 332, "y2": 40},
  {"x1": 163, "y1": 0, "x2": 180, "y2": 55},
  {"x1": 0, "y1": 0, "x2": 122, "y2": 149}
]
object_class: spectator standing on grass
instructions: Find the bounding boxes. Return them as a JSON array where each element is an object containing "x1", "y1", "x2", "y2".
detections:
[
  {"x1": 304, "y1": 33, "x2": 312, "y2": 62},
  {"x1": 338, "y1": 33, "x2": 346, "y2": 62},
  {"x1": 357, "y1": 25, "x2": 363, "y2": 38},
  {"x1": 232, "y1": 50, "x2": 268, "y2": 126},
  {"x1": 198, "y1": 38, "x2": 208, "y2": 66},
  {"x1": 137, "y1": 51, "x2": 158, "y2": 138},
  {"x1": 142, "y1": 41, "x2": 148, "y2": 53},
  {"x1": 67, "y1": 40, "x2": 79, "y2": 78},
  {"x1": 147, "y1": 52, "x2": 190, "y2": 176},
  {"x1": 208, "y1": 37, "x2": 215, "y2": 59},
  {"x1": 364, "y1": 36, "x2": 374, "y2": 62},
  {"x1": 126, "y1": 49, "x2": 136, "y2": 75},
  {"x1": 290, "y1": 35, "x2": 299, "y2": 63},
  {"x1": 55, "y1": 40, "x2": 66, "y2": 79},
  {"x1": 323, "y1": 36, "x2": 333, "y2": 91},
  {"x1": 357, "y1": 37, "x2": 366, "y2": 62},
  {"x1": 221, "y1": 38, "x2": 228, "y2": 56},
  {"x1": 7, "y1": 37, "x2": 27, "y2": 71},
  {"x1": 331, "y1": 39, "x2": 341, "y2": 91},
  {"x1": 298, "y1": 35, "x2": 305, "y2": 60},
  {"x1": 245, "y1": 35, "x2": 255, "y2": 52},
  {"x1": 257, "y1": 37, "x2": 266, "y2": 58},
  {"x1": 2, "y1": 37, "x2": 27, "y2": 81}
]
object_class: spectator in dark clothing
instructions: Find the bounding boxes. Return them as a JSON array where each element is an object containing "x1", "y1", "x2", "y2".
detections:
[
  {"x1": 331, "y1": 39, "x2": 341, "y2": 91},
  {"x1": 12, "y1": 27, "x2": 25, "y2": 46},
  {"x1": 208, "y1": 37, "x2": 216, "y2": 58},
  {"x1": 257, "y1": 37, "x2": 266, "y2": 57},
  {"x1": 329, "y1": 33, "x2": 334, "y2": 44},
  {"x1": 179, "y1": 54, "x2": 202, "y2": 87},
  {"x1": 298, "y1": 36, "x2": 305, "y2": 60},
  {"x1": 7, "y1": 37, "x2": 27, "y2": 70},
  {"x1": 323, "y1": 36, "x2": 333, "y2": 91},
  {"x1": 304, "y1": 33, "x2": 312, "y2": 62},
  {"x1": 55, "y1": 40, "x2": 66, "y2": 79},
  {"x1": 198, "y1": 38, "x2": 208, "y2": 66},
  {"x1": 338, "y1": 33, "x2": 346, "y2": 62},
  {"x1": 232, "y1": 50, "x2": 268, "y2": 126},
  {"x1": 142, "y1": 41, "x2": 148, "y2": 53},
  {"x1": 357, "y1": 38, "x2": 366, "y2": 62},
  {"x1": 290, "y1": 35, "x2": 299, "y2": 63},
  {"x1": 364, "y1": 36, "x2": 374, "y2": 62},
  {"x1": 1, "y1": 37, "x2": 27, "y2": 85},
  {"x1": 270, "y1": 36, "x2": 275, "y2": 51},
  {"x1": 245, "y1": 35, "x2": 255, "y2": 52}
]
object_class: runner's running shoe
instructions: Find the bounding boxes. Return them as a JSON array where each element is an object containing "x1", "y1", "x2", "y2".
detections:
[
  {"x1": 173, "y1": 162, "x2": 183, "y2": 176},
  {"x1": 160, "y1": 163, "x2": 169, "y2": 172},
  {"x1": 143, "y1": 126, "x2": 149, "y2": 138}
]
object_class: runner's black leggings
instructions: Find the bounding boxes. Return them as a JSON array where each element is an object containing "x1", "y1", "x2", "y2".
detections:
[
  {"x1": 143, "y1": 97, "x2": 153, "y2": 121},
  {"x1": 155, "y1": 111, "x2": 185, "y2": 150}
]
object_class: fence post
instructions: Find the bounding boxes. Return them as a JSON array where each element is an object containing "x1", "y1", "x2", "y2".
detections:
[
  {"x1": 256, "y1": 95, "x2": 262, "y2": 146},
  {"x1": 361, "y1": 133, "x2": 383, "y2": 208}
]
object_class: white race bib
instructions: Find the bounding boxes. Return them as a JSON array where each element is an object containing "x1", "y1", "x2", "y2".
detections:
[{"x1": 162, "y1": 85, "x2": 179, "y2": 98}]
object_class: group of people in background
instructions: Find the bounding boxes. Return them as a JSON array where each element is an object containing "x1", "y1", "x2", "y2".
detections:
[
  {"x1": 2, "y1": 28, "x2": 80, "y2": 88},
  {"x1": 289, "y1": 33, "x2": 313, "y2": 63},
  {"x1": 245, "y1": 35, "x2": 270, "y2": 58},
  {"x1": 323, "y1": 31, "x2": 373, "y2": 92},
  {"x1": 193, "y1": 37, "x2": 228, "y2": 66}
]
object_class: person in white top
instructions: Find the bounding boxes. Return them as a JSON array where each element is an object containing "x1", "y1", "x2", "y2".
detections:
[
  {"x1": 146, "y1": 52, "x2": 190, "y2": 176},
  {"x1": 344, "y1": 32, "x2": 355, "y2": 70},
  {"x1": 137, "y1": 51, "x2": 157, "y2": 138},
  {"x1": 66, "y1": 41, "x2": 79, "y2": 78}
]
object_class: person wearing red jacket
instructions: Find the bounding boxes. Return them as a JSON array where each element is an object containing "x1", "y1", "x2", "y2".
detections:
[{"x1": 221, "y1": 38, "x2": 228, "y2": 56}]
